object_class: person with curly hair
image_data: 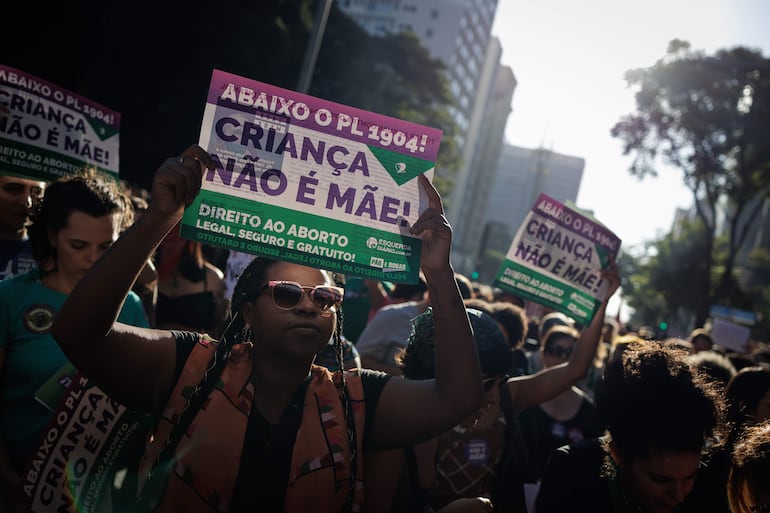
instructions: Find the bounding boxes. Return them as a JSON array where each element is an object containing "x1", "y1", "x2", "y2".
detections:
[
  {"x1": 727, "y1": 420, "x2": 770, "y2": 513},
  {"x1": 50, "y1": 145, "x2": 484, "y2": 512},
  {"x1": 536, "y1": 343, "x2": 730, "y2": 513}
]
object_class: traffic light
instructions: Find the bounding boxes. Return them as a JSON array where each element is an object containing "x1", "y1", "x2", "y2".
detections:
[
  {"x1": 471, "y1": 271, "x2": 480, "y2": 280},
  {"x1": 658, "y1": 321, "x2": 668, "y2": 331}
]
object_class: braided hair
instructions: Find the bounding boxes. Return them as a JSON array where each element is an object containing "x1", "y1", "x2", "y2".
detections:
[{"x1": 151, "y1": 256, "x2": 359, "y2": 511}]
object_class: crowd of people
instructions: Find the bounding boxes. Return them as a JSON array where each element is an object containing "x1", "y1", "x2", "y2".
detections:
[{"x1": 0, "y1": 143, "x2": 768, "y2": 513}]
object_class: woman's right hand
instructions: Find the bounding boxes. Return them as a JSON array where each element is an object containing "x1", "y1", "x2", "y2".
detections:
[{"x1": 148, "y1": 145, "x2": 215, "y2": 221}]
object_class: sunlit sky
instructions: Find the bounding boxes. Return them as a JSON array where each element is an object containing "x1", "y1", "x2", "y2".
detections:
[{"x1": 491, "y1": 0, "x2": 770, "y2": 251}]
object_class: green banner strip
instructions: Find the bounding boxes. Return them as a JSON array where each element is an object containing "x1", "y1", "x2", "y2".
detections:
[
  {"x1": 180, "y1": 190, "x2": 423, "y2": 284},
  {"x1": 0, "y1": 140, "x2": 117, "y2": 182},
  {"x1": 493, "y1": 259, "x2": 599, "y2": 324}
]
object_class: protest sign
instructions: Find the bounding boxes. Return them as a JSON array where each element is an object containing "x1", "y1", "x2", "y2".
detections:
[
  {"x1": 179, "y1": 69, "x2": 443, "y2": 284},
  {"x1": 710, "y1": 317, "x2": 751, "y2": 353},
  {"x1": 0, "y1": 64, "x2": 120, "y2": 182},
  {"x1": 493, "y1": 193, "x2": 621, "y2": 325},
  {"x1": 21, "y1": 373, "x2": 153, "y2": 513}
]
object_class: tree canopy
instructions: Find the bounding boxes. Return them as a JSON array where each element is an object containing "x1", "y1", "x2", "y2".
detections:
[
  {"x1": 2, "y1": 1, "x2": 457, "y2": 193},
  {"x1": 311, "y1": 7, "x2": 460, "y2": 196},
  {"x1": 611, "y1": 39, "x2": 770, "y2": 325}
]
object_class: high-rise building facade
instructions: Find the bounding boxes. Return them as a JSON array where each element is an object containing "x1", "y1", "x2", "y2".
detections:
[
  {"x1": 336, "y1": 0, "x2": 509, "y2": 275},
  {"x1": 337, "y1": 0, "x2": 499, "y2": 142},
  {"x1": 450, "y1": 46, "x2": 516, "y2": 274},
  {"x1": 475, "y1": 143, "x2": 585, "y2": 281}
]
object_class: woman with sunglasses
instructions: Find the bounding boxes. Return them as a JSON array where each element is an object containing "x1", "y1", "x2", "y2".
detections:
[
  {"x1": 50, "y1": 144, "x2": 483, "y2": 513},
  {"x1": 363, "y1": 262, "x2": 621, "y2": 513},
  {"x1": 516, "y1": 324, "x2": 605, "y2": 487}
]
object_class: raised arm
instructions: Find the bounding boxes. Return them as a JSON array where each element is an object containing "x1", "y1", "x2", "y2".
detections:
[
  {"x1": 367, "y1": 174, "x2": 483, "y2": 448},
  {"x1": 506, "y1": 257, "x2": 620, "y2": 414},
  {"x1": 51, "y1": 146, "x2": 214, "y2": 412}
]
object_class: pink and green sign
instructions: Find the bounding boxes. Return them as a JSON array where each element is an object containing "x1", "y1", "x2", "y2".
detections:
[
  {"x1": 180, "y1": 70, "x2": 442, "y2": 284},
  {"x1": 493, "y1": 193, "x2": 621, "y2": 324},
  {"x1": 0, "y1": 64, "x2": 120, "y2": 181}
]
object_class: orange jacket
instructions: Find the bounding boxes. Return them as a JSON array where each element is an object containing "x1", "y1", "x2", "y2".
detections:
[{"x1": 137, "y1": 336, "x2": 366, "y2": 512}]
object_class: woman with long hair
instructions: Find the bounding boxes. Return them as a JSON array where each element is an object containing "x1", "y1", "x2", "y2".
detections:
[
  {"x1": 50, "y1": 145, "x2": 483, "y2": 512},
  {"x1": 0, "y1": 170, "x2": 148, "y2": 512}
]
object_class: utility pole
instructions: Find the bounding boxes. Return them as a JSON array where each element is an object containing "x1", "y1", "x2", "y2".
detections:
[{"x1": 296, "y1": 0, "x2": 333, "y2": 93}]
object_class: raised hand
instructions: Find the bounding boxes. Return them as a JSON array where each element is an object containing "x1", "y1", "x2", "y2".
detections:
[
  {"x1": 148, "y1": 145, "x2": 215, "y2": 221},
  {"x1": 410, "y1": 173, "x2": 452, "y2": 275},
  {"x1": 601, "y1": 254, "x2": 621, "y2": 301}
]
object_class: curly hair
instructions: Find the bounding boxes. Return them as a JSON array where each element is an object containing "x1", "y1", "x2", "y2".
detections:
[
  {"x1": 597, "y1": 343, "x2": 725, "y2": 463},
  {"x1": 724, "y1": 367, "x2": 770, "y2": 448},
  {"x1": 27, "y1": 170, "x2": 127, "y2": 272},
  {"x1": 728, "y1": 421, "x2": 770, "y2": 513}
]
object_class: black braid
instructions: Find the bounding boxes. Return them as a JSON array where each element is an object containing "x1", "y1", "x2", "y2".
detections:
[
  {"x1": 140, "y1": 257, "x2": 274, "y2": 509},
  {"x1": 333, "y1": 306, "x2": 359, "y2": 513}
]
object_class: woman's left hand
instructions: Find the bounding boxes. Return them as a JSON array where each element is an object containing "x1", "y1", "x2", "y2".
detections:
[
  {"x1": 601, "y1": 254, "x2": 621, "y2": 301},
  {"x1": 410, "y1": 174, "x2": 452, "y2": 275}
]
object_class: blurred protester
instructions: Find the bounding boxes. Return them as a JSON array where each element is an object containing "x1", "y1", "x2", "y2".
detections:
[
  {"x1": 706, "y1": 366, "x2": 770, "y2": 494},
  {"x1": 455, "y1": 272, "x2": 473, "y2": 300},
  {"x1": 314, "y1": 334, "x2": 362, "y2": 372},
  {"x1": 536, "y1": 342, "x2": 729, "y2": 513},
  {"x1": 663, "y1": 337, "x2": 693, "y2": 353},
  {"x1": 154, "y1": 225, "x2": 227, "y2": 338},
  {"x1": 466, "y1": 297, "x2": 529, "y2": 378},
  {"x1": 688, "y1": 327, "x2": 715, "y2": 353},
  {"x1": 686, "y1": 350, "x2": 737, "y2": 394},
  {"x1": 517, "y1": 324, "x2": 605, "y2": 486},
  {"x1": 493, "y1": 288, "x2": 525, "y2": 308},
  {"x1": 601, "y1": 317, "x2": 619, "y2": 347},
  {"x1": 355, "y1": 276, "x2": 429, "y2": 375},
  {"x1": 0, "y1": 174, "x2": 45, "y2": 281},
  {"x1": 50, "y1": 147, "x2": 483, "y2": 512},
  {"x1": 727, "y1": 420, "x2": 770, "y2": 513},
  {"x1": 364, "y1": 260, "x2": 620, "y2": 513},
  {"x1": 527, "y1": 311, "x2": 575, "y2": 374},
  {"x1": 608, "y1": 334, "x2": 648, "y2": 365},
  {"x1": 0, "y1": 171, "x2": 148, "y2": 512}
]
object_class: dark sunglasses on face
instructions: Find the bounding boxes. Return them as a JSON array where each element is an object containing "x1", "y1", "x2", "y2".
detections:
[
  {"x1": 545, "y1": 344, "x2": 574, "y2": 359},
  {"x1": 260, "y1": 280, "x2": 344, "y2": 316}
]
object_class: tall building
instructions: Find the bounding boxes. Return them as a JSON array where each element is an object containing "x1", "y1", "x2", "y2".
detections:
[
  {"x1": 475, "y1": 143, "x2": 585, "y2": 281},
  {"x1": 336, "y1": 0, "x2": 510, "y2": 275},
  {"x1": 337, "y1": 1, "x2": 499, "y2": 142},
  {"x1": 450, "y1": 47, "x2": 516, "y2": 274}
]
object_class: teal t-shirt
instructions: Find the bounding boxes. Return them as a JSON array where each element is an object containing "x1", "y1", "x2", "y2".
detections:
[{"x1": 0, "y1": 269, "x2": 149, "y2": 471}]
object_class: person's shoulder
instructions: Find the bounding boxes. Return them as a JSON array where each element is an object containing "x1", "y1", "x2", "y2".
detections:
[
  {"x1": 537, "y1": 438, "x2": 610, "y2": 513},
  {"x1": 124, "y1": 289, "x2": 148, "y2": 311},
  {"x1": 0, "y1": 268, "x2": 38, "y2": 292},
  {"x1": 679, "y1": 459, "x2": 731, "y2": 513},
  {"x1": 373, "y1": 300, "x2": 422, "y2": 318},
  {"x1": 204, "y1": 261, "x2": 225, "y2": 280},
  {"x1": 359, "y1": 302, "x2": 408, "y2": 331},
  {"x1": 358, "y1": 368, "x2": 393, "y2": 388},
  {"x1": 550, "y1": 437, "x2": 605, "y2": 465},
  {"x1": 121, "y1": 290, "x2": 151, "y2": 327}
]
